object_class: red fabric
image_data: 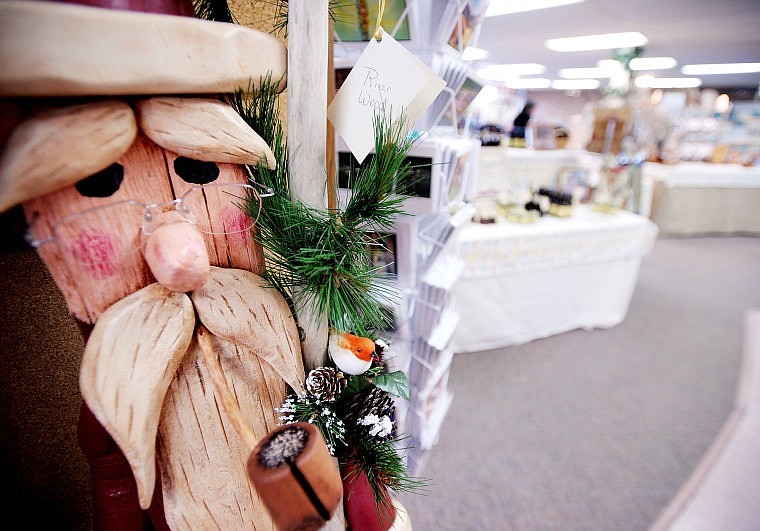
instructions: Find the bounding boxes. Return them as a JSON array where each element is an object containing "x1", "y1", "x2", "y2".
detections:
[
  {"x1": 341, "y1": 463, "x2": 396, "y2": 531},
  {"x1": 79, "y1": 404, "x2": 170, "y2": 530},
  {"x1": 55, "y1": 0, "x2": 195, "y2": 16}
]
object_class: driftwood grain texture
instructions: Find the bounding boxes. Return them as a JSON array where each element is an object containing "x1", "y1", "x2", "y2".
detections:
[
  {"x1": 287, "y1": 0, "x2": 330, "y2": 372},
  {"x1": 0, "y1": 1, "x2": 287, "y2": 97},
  {"x1": 0, "y1": 101, "x2": 137, "y2": 212},
  {"x1": 165, "y1": 156, "x2": 266, "y2": 275},
  {"x1": 196, "y1": 325, "x2": 259, "y2": 451},
  {"x1": 136, "y1": 97, "x2": 277, "y2": 169},
  {"x1": 286, "y1": 4, "x2": 348, "y2": 529},
  {"x1": 22, "y1": 134, "x2": 172, "y2": 323},
  {"x1": 157, "y1": 319, "x2": 293, "y2": 530},
  {"x1": 327, "y1": 16, "x2": 338, "y2": 211},
  {"x1": 193, "y1": 267, "x2": 305, "y2": 394},
  {"x1": 199, "y1": 327, "x2": 345, "y2": 530},
  {"x1": 79, "y1": 283, "x2": 195, "y2": 509}
]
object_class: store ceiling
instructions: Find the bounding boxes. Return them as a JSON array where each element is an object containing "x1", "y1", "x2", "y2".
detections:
[{"x1": 472, "y1": 0, "x2": 760, "y2": 91}]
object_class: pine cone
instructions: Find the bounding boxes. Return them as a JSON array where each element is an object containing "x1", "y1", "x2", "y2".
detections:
[
  {"x1": 374, "y1": 339, "x2": 388, "y2": 362},
  {"x1": 305, "y1": 367, "x2": 347, "y2": 402},
  {"x1": 341, "y1": 386, "x2": 395, "y2": 440}
]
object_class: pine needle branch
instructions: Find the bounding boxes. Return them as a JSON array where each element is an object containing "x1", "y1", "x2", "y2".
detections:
[
  {"x1": 252, "y1": 0, "x2": 350, "y2": 37},
  {"x1": 192, "y1": 0, "x2": 235, "y2": 23},
  {"x1": 342, "y1": 435, "x2": 429, "y2": 518},
  {"x1": 231, "y1": 77, "x2": 413, "y2": 334}
]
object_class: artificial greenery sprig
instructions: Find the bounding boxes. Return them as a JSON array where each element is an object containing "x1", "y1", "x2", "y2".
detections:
[
  {"x1": 278, "y1": 362, "x2": 425, "y2": 516},
  {"x1": 343, "y1": 434, "x2": 429, "y2": 510},
  {"x1": 231, "y1": 77, "x2": 417, "y2": 335}
]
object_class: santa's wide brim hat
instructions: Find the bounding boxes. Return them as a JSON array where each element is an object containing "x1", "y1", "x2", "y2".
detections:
[{"x1": 0, "y1": 0, "x2": 286, "y2": 211}]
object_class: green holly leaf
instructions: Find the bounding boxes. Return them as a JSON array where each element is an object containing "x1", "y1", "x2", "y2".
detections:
[{"x1": 373, "y1": 371, "x2": 410, "y2": 400}]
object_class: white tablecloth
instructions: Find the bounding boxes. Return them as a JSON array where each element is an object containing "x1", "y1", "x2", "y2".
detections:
[
  {"x1": 451, "y1": 206, "x2": 658, "y2": 353},
  {"x1": 643, "y1": 162, "x2": 760, "y2": 236}
]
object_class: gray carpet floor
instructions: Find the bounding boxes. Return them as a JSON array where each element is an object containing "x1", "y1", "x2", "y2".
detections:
[
  {"x1": 397, "y1": 236, "x2": 760, "y2": 531},
  {"x1": 2, "y1": 235, "x2": 759, "y2": 529}
]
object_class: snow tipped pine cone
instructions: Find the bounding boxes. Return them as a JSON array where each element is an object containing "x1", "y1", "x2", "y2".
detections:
[
  {"x1": 305, "y1": 367, "x2": 348, "y2": 402},
  {"x1": 341, "y1": 386, "x2": 395, "y2": 440}
]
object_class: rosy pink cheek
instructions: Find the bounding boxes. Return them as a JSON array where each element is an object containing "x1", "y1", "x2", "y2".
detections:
[
  {"x1": 222, "y1": 207, "x2": 253, "y2": 243},
  {"x1": 69, "y1": 232, "x2": 118, "y2": 279}
]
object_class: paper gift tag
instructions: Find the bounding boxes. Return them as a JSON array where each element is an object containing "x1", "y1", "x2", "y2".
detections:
[{"x1": 327, "y1": 29, "x2": 446, "y2": 163}]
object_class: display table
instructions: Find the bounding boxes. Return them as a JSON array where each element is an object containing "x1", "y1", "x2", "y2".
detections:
[
  {"x1": 450, "y1": 205, "x2": 658, "y2": 353},
  {"x1": 643, "y1": 162, "x2": 760, "y2": 236}
]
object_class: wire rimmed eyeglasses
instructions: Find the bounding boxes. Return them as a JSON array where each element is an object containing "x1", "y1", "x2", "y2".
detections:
[{"x1": 25, "y1": 181, "x2": 274, "y2": 249}]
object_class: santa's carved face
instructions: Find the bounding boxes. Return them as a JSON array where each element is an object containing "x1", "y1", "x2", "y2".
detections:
[{"x1": 23, "y1": 105, "x2": 266, "y2": 323}]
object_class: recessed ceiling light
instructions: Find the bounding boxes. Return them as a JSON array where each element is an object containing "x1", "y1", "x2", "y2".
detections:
[
  {"x1": 477, "y1": 63, "x2": 546, "y2": 81},
  {"x1": 505, "y1": 78, "x2": 552, "y2": 89},
  {"x1": 545, "y1": 32, "x2": 648, "y2": 52},
  {"x1": 681, "y1": 63, "x2": 760, "y2": 75},
  {"x1": 629, "y1": 57, "x2": 677, "y2": 70},
  {"x1": 635, "y1": 76, "x2": 702, "y2": 89},
  {"x1": 559, "y1": 67, "x2": 611, "y2": 79},
  {"x1": 552, "y1": 79, "x2": 601, "y2": 90},
  {"x1": 462, "y1": 47, "x2": 490, "y2": 61},
  {"x1": 486, "y1": 0, "x2": 585, "y2": 18}
]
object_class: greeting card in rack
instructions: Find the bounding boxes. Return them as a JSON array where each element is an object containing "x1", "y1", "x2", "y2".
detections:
[
  {"x1": 446, "y1": 0, "x2": 490, "y2": 52},
  {"x1": 333, "y1": 0, "x2": 412, "y2": 42},
  {"x1": 332, "y1": 0, "x2": 476, "y2": 67},
  {"x1": 335, "y1": 135, "x2": 478, "y2": 216}
]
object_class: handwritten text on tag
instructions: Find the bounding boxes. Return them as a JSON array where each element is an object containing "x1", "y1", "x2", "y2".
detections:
[{"x1": 328, "y1": 30, "x2": 445, "y2": 163}]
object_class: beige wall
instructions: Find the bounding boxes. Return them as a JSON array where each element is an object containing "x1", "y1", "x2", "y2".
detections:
[
  {"x1": 526, "y1": 90, "x2": 602, "y2": 150},
  {"x1": 526, "y1": 90, "x2": 601, "y2": 128}
]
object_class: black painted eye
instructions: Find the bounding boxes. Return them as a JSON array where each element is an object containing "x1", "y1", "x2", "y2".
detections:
[
  {"x1": 75, "y1": 163, "x2": 124, "y2": 197},
  {"x1": 173, "y1": 157, "x2": 219, "y2": 185}
]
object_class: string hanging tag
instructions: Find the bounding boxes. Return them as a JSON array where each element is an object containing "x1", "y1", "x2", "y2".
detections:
[
  {"x1": 373, "y1": 0, "x2": 386, "y2": 40},
  {"x1": 327, "y1": 0, "x2": 446, "y2": 163}
]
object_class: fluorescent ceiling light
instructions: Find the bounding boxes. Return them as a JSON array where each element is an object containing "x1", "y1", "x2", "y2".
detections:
[
  {"x1": 559, "y1": 67, "x2": 611, "y2": 79},
  {"x1": 477, "y1": 63, "x2": 546, "y2": 81},
  {"x1": 462, "y1": 47, "x2": 489, "y2": 61},
  {"x1": 635, "y1": 76, "x2": 702, "y2": 89},
  {"x1": 486, "y1": 0, "x2": 584, "y2": 18},
  {"x1": 597, "y1": 57, "x2": 677, "y2": 72},
  {"x1": 552, "y1": 79, "x2": 601, "y2": 90},
  {"x1": 629, "y1": 57, "x2": 677, "y2": 70},
  {"x1": 681, "y1": 62, "x2": 760, "y2": 75},
  {"x1": 505, "y1": 78, "x2": 552, "y2": 89},
  {"x1": 545, "y1": 31, "x2": 648, "y2": 52}
]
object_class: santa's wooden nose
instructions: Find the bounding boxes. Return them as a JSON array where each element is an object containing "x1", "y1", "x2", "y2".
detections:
[{"x1": 142, "y1": 211, "x2": 210, "y2": 292}]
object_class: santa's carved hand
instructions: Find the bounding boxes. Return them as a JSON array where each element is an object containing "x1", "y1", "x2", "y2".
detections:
[{"x1": 143, "y1": 212, "x2": 210, "y2": 292}]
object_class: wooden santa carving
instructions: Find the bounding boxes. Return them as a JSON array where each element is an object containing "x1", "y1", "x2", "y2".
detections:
[{"x1": 0, "y1": 1, "x2": 343, "y2": 529}]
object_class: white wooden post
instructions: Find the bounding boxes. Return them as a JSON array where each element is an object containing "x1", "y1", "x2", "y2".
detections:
[
  {"x1": 287, "y1": 8, "x2": 348, "y2": 530},
  {"x1": 287, "y1": 1, "x2": 330, "y2": 370}
]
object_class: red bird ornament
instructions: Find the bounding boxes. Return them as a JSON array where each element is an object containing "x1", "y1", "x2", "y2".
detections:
[{"x1": 328, "y1": 331, "x2": 377, "y2": 375}]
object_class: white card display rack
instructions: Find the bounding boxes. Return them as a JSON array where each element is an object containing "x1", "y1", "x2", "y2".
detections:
[
  {"x1": 331, "y1": 0, "x2": 488, "y2": 476},
  {"x1": 388, "y1": 208, "x2": 472, "y2": 475}
]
